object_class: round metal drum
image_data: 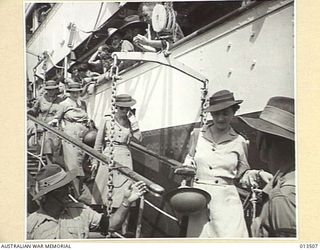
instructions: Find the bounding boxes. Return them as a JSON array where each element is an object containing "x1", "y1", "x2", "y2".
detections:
[{"x1": 82, "y1": 129, "x2": 97, "y2": 148}]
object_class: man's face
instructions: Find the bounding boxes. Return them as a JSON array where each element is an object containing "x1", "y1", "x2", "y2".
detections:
[{"x1": 47, "y1": 184, "x2": 71, "y2": 207}]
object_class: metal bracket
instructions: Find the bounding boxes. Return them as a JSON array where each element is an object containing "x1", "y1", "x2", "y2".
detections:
[{"x1": 112, "y1": 52, "x2": 208, "y2": 84}]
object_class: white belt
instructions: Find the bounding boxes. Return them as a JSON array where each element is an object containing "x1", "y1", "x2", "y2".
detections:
[{"x1": 194, "y1": 176, "x2": 234, "y2": 186}]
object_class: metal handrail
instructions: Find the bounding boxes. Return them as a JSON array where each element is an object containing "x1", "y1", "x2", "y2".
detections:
[
  {"x1": 27, "y1": 115, "x2": 181, "y2": 237},
  {"x1": 27, "y1": 114, "x2": 164, "y2": 196},
  {"x1": 130, "y1": 141, "x2": 182, "y2": 168}
]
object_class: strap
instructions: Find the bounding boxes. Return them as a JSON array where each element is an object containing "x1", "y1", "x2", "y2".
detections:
[{"x1": 189, "y1": 128, "x2": 201, "y2": 157}]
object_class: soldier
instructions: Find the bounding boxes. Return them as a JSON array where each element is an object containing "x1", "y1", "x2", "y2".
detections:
[
  {"x1": 27, "y1": 164, "x2": 146, "y2": 239},
  {"x1": 239, "y1": 96, "x2": 296, "y2": 237}
]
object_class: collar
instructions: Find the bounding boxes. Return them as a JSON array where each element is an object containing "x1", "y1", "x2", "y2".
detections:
[
  {"x1": 67, "y1": 97, "x2": 81, "y2": 107},
  {"x1": 36, "y1": 207, "x2": 58, "y2": 224},
  {"x1": 202, "y1": 123, "x2": 238, "y2": 144}
]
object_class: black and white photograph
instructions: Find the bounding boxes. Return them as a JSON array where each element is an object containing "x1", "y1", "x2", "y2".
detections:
[{"x1": 25, "y1": 1, "x2": 296, "y2": 240}]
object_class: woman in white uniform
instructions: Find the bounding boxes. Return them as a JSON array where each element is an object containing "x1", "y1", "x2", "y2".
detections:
[
  {"x1": 185, "y1": 90, "x2": 272, "y2": 238},
  {"x1": 91, "y1": 94, "x2": 142, "y2": 235}
]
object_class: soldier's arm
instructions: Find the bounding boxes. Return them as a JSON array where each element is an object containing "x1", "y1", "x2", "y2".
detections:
[{"x1": 108, "y1": 181, "x2": 146, "y2": 231}]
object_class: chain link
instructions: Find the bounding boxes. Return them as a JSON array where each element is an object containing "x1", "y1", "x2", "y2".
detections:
[
  {"x1": 42, "y1": 51, "x2": 48, "y2": 83},
  {"x1": 200, "y1": 79, "x2": 209, "y2": 126},
  {"x1": 106, "y1": 54, "x2": 119, "y2": 218}
]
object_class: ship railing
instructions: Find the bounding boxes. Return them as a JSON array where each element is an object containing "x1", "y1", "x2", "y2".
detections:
[{"x1": 27, "y1": 114, "x2": 181, "y2": 238}]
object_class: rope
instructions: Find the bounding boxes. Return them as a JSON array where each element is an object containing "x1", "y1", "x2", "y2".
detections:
[
  {"x1": 27, "y1": 151, "x2": 46, "y2": 167},
  {"x1": 77, "y1": 3, "x2": 104, "y2": 34},
  {"x1": 144, "y1": 199, "x2": 179, "y2": 222},
  {"x1": 250, "y1": 187, "x2": 263, "y2": 224},
  {"x1": 47, "y1": 52, "x2": 64, "y2": 69}
]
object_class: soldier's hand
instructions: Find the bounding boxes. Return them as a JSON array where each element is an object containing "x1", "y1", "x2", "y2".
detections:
[
  {"x1": 258, "y1": 170, "x2": 273, "y2": 184},
  {"x1": 241, "y1": 169, "x2": 273, "y2": 188},
  {"x1": 124, "y1": 181, "x2": 147, "y2": 203},
  {"x1": 133, "y1": 34, "x2": 150, "y2": 46}
]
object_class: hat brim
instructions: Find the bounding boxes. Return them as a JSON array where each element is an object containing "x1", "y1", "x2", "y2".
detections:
[
  {"x1": 105, "y1": 29, "x2": 122, "y2": 44},
  {"x1": 238, "y1": 116, "x2": 294, "y2": 141},
  {"x1": 105, "y1": 22, "x2": 147, "y2": 44},
  {"x1": 45, "y1": 86, "x2": 59, "y2": 90},
  {"x1": 116, "y1": 99, "x2": 136, "y2": 107},
  {"x1": 33, "y1": 170, "x2": 77, "y2": 200},
  {"x1": 204, "y1": 100, "x2": 243, "y2": 112},
  {"x1": 66, "y1": 88, "x2": 83, "y2": 92},
  {"x1": 120, "y1": 21, "x2": 147, "y2": 31}
]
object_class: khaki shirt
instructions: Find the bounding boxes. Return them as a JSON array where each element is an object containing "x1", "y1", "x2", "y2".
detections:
[
  {"x1": 251, "y1": 170, "x2": 296, "y2": 237},
  {"x1": 27, "y1": 202, "x2": 102, "y2": 239}
]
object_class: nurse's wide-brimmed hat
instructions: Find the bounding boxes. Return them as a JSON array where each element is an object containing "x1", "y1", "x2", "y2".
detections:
[
  {"x1": 44, "y1": 80, "x2": 59, "y2": 90},
  {"x1": 66, "y1": 82, "x2": 83, "y2": 92},
  {"x1": 115, "y1": 94, "x2": 136, "y2": 107},
  {"x1": 204, "y1": 90, "x2": 243, "y2": 112},
  {"x1": 105, "y1": 15, "x2": 147, "y2": 44},
  {"x1": 67, "y1": 61, "x2": 90, "y2": 74},
  {"x1": 239, "y1": 96, "x2": 295, "y2": 141},
  {"x1": 33, "y1": 164, "x2": 77, "y2": 200}
]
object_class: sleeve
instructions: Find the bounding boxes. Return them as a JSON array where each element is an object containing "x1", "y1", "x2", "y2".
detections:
[
  {"x1": 88, "y1": 50, "x2": 101, "y2": 66},
  {"x1": 26, "y1": 213, "x2": 39, "y2": 240},
  {"x1": 252, "y1": 190, "x2": 296, "y2": 237},
  {"x1": 267, "y1": 191, "x2": 296, "y2": 237},
  {"x1": 181, "y1": 128, "x2": 199, "y2": 167},
  {"x1": 235, "y1": 137, "x2": 251, "y2": 179},
  {"x1": 94, "y1": 117, "x2": 107, "y2": 153},
  {"x1": 53, "y1": 101, "x2": 67, "y2": 121},
  {"x1": 83, "y1": 206, "x2": 103, "y2": 231},
  {"x1": 187, "y1": 129, "x2": 200, "y2": 157},
  {"x1": 132, "y1": 129, "x2": 143, "y2": 142}
]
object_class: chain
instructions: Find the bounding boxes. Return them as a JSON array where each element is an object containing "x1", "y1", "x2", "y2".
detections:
[
  {"x1": 200, "y1": 79, "x2": 209, "y2": 127},
  {"x1": 42, "y1": 51, "x2": 48, "y2": 83},
  {"x1": 105, "y1": 54, "x2": 119, "y2": 219},
  {"x1": 33, "y1": 68, "x2": 37, "y2": 99}
]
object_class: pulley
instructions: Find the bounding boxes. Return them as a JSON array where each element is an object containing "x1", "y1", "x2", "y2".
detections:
[{"x1": 151, "y1": 3, "x2": 176, "y2": 33}]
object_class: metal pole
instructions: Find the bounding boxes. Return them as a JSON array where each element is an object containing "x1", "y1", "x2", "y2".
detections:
[
  {"x1": 64, "y1": 56, "x2": 68, "y2": 79},
  {"x1": 37, "y1": 132, "x2": 46, "y2": 172},
  {"x1": 27, "y1": 115, "x2": 165, "y2": 196}
]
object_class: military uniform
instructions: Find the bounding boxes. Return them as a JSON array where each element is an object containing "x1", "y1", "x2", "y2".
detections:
[
  {"x1": 251, "y1": 170, "x2": 296, "y2": 237},
  {"x1": 27, "y1": 202, "x2": 104, "y2": 239}
]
